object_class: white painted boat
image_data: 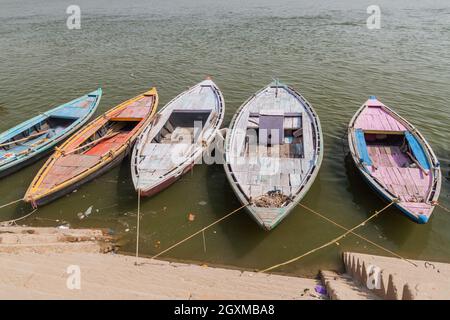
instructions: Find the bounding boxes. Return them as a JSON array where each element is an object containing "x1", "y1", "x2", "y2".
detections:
[
  {"x1": 224, "y1": 81, "x2": 323, "y2": 230},
  {"x1": 131, "y1": 79, "x2": 225, "y2": 196}
]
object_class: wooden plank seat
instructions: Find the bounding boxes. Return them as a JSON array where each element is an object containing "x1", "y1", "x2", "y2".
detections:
[{"x1": 110, "y1": 106, "x2": 150, "y2": 121}]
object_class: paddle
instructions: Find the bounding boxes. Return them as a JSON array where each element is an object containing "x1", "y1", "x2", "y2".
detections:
[
  {"x1": 0, "y1": 130, "x2": 50, "y2": 148},
  {"x1": 61, "y1": 131, "x2": 120, "y2": 156},
  {"x1": 406, "y1": 151, "x2": 429, "y2": 176}
]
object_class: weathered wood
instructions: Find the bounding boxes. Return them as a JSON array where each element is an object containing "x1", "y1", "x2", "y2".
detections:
[
  {"x1": 224, "y1": 81, "x2": 323, "y2": 230},
  {"x1": 131, "y1": 79, "x2": 225, "y2": 196},
  {"x1": 348, "y1": 96, "x2": 441, "y2": 223},
  {"x1": 24, "y1": 89, "x2": 157, "y2": 206}
]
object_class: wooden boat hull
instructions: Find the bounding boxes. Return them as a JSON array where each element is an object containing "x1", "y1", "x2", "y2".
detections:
[
  {"x1": 131, "y1": 79, "x2": 225, "y2": 197},
  {"x1": 348, "y1": 96, "x2": 441, "y2": 223},
  {"x1": 224, "y1": 81, "x2": 323, "y2": 230},
  {"x1": 30, "y1": 145, "x2": 129, "y2": 206},
  {"x1": 24, "y1": 88, "x2": 158, "y2": 207},
  {"x1": 0, "y1": 89, "x2": 102, "y2": 178},
  {"x1": 0, "y1": 145, "x2": 52, "y2": 178},
  {"x1": 138, "y1": 161, "x2": 194, "y2": 197}
]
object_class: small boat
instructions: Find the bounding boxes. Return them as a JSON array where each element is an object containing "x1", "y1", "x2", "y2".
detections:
[
  {"x1": 131, "y1": 79, "x2": 224, "y2": 196},
  {"x1": 224, "y1": 81, "x2": 323, "y2": 230},
  {"x1": 24, "y1": 88, "x2": 158, "y2": 207},
  {"x1": 0, "y1": 89, "x2": 102, "y2": 178},
  {"x1": 348, "y1": 96, "x2": 442, "y2": 223}
]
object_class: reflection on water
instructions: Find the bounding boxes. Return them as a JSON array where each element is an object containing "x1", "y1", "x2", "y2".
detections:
[{"x1": 1, "y1": 0, "x2": 449, "y2": 275}]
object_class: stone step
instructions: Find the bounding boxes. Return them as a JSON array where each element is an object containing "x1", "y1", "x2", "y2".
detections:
[
  {"x1": 320, "y1": 270, "x2": 379, "y2": 300},
  {"x1": 343, "y1": 252, "x2": 450, "y2": 300}
]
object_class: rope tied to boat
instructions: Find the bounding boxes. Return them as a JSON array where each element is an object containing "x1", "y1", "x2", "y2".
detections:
[
  {"x1": 0, "y1": 198, "x2": 23, "y2": 210},
  {"x1": 135, "y1": 188, "x2": 141, "y2": 266},
  {"x1": 433, "y1": 201, "x2": 450, "y2": 213},
  {"x1": 297, "y1": 201, "x2": 417, "y2": 267},
  {"x1": 259, "y1": 201, "x2": 404, "y2": 273},
  {"x1": 147, "y1": 202, "x2": 248, "y2": 261},
  {"x1": 0, "y1": 208, "x2": 37, "y2": 227}
]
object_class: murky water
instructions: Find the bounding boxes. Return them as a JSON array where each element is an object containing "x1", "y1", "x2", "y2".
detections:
[{"x1": 1, "y1": 0, "x2": 449, "y2": 276}]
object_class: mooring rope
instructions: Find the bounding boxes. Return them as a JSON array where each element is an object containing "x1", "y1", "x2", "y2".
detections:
[
  {"x1": 259, "y1": 201, "x2": 396, "y2": 273},
  {"x1": 298, "y1": 202, "x2": 417, "y2": 267},
  {"x1": 135, "y1": 189, "x2": 141, "y2": 265},
  {"x1": 0, "y1": 208, "x2": 38, "y2": 227},
  {"x1": 150, "y1": 203, "x2": 248, "y2": 260},
  {"x1": 435, "y1": 202, "x2": 450, "y2": 213},
  {"x1": 0, "y1": 198, "x2": 23, "y2": 209}
]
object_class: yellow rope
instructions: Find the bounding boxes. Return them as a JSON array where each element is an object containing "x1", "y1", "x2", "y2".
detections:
[
  {"x1": 298, "y1": 203, "x2": 417, "y2": 267},
  {"x1": 0, "y1": 208, "x2": 37, "y2": 227},
  {"x1": 259, "y1": 201, "x2": 396, "y2": 273},
  {"x1": 0, "y1": 198, "x2": 23, "y2": 209},
  {"x1": 151, "y1": 203, "x2": 247, "y2": 260}
]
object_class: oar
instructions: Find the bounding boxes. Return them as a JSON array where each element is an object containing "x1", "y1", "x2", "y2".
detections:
[
  {"x1": 0, "y1": 130, "x2": 49, "y2": 148},
  {"x1": 61, "y1": 131, "x2": 120, "y2": 156},
  {"x1": 406, "y1": 151, "x2": 429, "y2": 176}
]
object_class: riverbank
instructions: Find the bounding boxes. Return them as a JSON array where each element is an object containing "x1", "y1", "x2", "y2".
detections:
[
  {"x1": 0, "y1": 226, "x2": 323, "y2": 299},
  {"x1": 1, "y1": 226, "x2": 449, "y2": 300}
]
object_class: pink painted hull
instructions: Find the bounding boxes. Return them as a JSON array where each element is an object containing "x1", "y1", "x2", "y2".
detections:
[{"x1": 349, "y1": 97, "x2": 441, "y2": 223}]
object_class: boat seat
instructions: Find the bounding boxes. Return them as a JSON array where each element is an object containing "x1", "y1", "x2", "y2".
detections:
[
  {"x1": 259, "y1": 110, "x2": 284, "y2": 145},
  {"x1": 111, "y1": 106, "x2": 150, "y2": 121},
  {"x1": 50, "y1": 108, "x2": 86, "y2": 120}
]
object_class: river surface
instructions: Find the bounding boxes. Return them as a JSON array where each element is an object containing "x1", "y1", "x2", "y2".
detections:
[{"x1": 1, "y1": 0, "x2": 449, "y2": 276}]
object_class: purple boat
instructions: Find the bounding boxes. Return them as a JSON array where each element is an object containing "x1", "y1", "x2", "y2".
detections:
[{"x1": 348, "y1": 96, "x2": 442, "y2": 224}]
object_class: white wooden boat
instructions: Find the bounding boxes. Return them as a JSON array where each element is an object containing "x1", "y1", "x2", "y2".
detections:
[
  {"x1": 131, "y1": 79, "x2": 225, "y2": 196},
  {"x1": 224, "y1": 81, "x2": 323, "y2": 230}
]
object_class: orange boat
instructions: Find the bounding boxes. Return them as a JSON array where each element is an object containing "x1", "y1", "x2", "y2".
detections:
[{"x1": 24, "y1": 88, "x2": 158, "y2": 207}]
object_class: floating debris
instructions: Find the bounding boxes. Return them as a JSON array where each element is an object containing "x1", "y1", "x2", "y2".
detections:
[
  {"x1": 85, "y1": 206, "x2": 93, "y2": 217},
  {"x1": 198, "y1": 201, "x2": 207, "y2": 206},
  {"x1": 77, "y1": 205, "x2": 93, "y2": 220},
  {"x1": 188, "y1": 213, "x2": 196, "y2": 222}
]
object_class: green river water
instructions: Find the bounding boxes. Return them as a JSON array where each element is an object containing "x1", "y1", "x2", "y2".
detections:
[{"x1": 1, "y1": 0, "x2": 449, "y2": 276}]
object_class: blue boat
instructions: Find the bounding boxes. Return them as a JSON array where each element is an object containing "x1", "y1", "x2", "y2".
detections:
[{"x1": 0, "y1": 89, "x2": 102, "y2": 177}]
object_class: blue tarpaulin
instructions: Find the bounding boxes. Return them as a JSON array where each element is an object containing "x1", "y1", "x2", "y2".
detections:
[
  {"x1": 355, "y1": 129, "x2": 372, "y2": 166},
  {"x1": 405, "y1": 132, "x2": 430, "y2": 170}
]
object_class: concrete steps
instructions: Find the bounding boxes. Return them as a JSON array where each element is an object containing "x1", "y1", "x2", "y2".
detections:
[
  {"x1": 320, "y1": 270, "x2": 379, "y2": 300},
  {"x1": 343, "y1": 252, "x2": 450, "y2": 300},
  {"x1": 0, "y1": 226, "x2": 114, "y2": 254}
]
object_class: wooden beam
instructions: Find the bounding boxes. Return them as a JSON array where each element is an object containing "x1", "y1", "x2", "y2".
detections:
[{"x1": 406, "y1": 151, "x2": 429, "y2": 176}]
